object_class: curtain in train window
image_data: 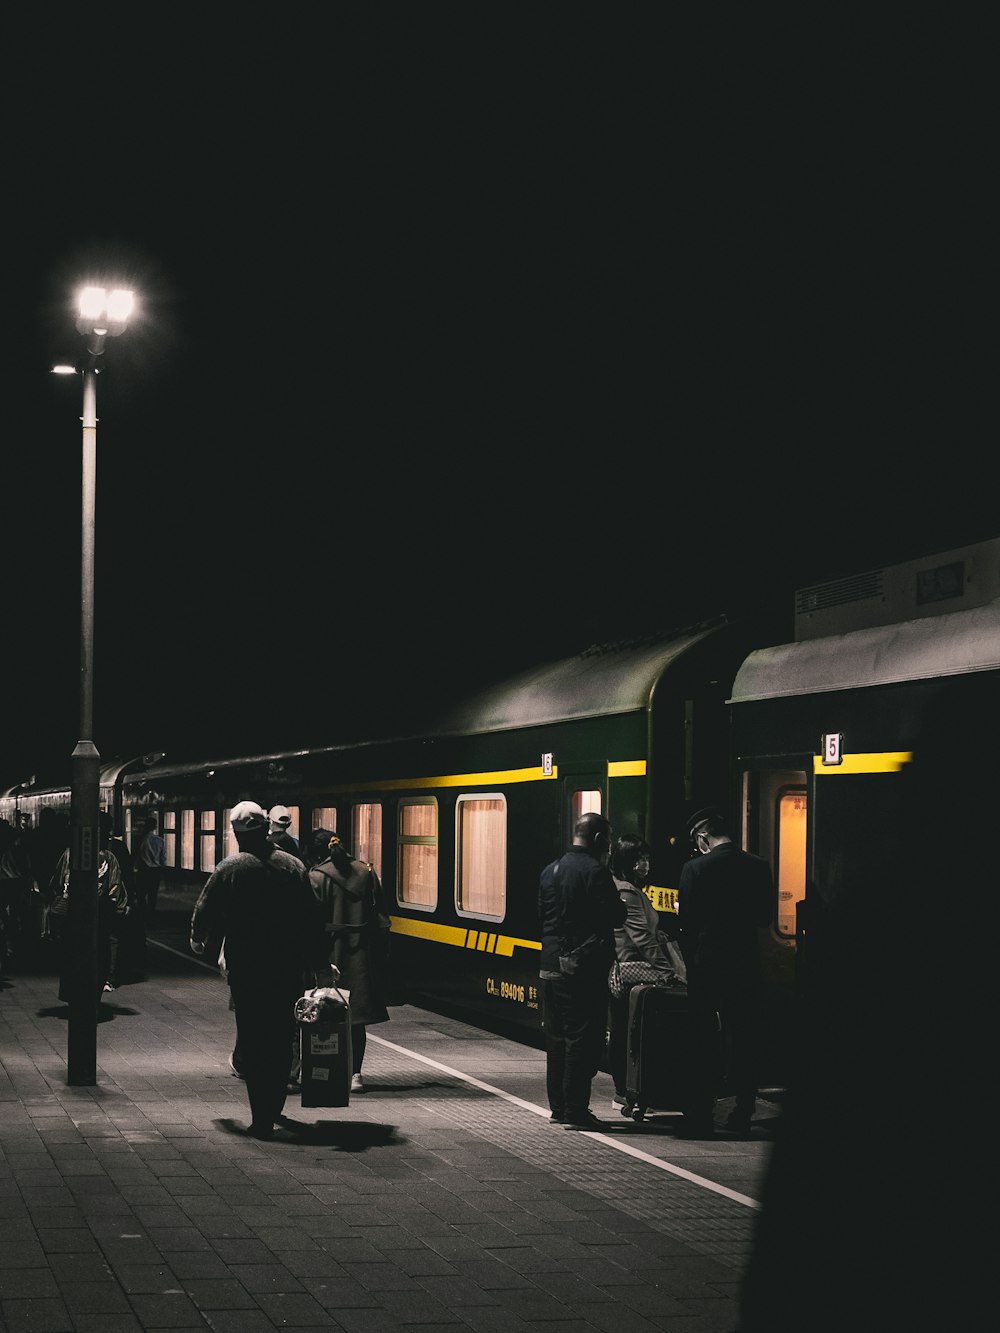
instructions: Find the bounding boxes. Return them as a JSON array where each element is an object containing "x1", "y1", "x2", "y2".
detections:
[
  {"x1": 776, "y1": 788, "x2": 807, "y2": 939},
  {"x1": 163, "y1": 810, "x2": 176, "y2": 868},
  {"x1": 280, "y1": 805, "x2": 300, "y2": 843},
  {"x1": 199, "y1": 809, "x2": 217, "y2": 873},
  {"x1": 571, "y1": 790, "x2": 602, "y2": 822},
  {"x1": 352, "y1": 803, "x2": 382, "y2": 881},
  {"x1": 180, "y1": 808, "x2": 195, "y2": 870},
  {"x1": 222, "y1": 810, "x2": 237, "y2": 861},
  {"x1": 312, "y1": 807, "x2": 338, "y2": 835},
  {"x1": 398, "y1": 798, "x2": 437, "y2": 909},
  {"x1": 455, "y1": 795, "x2": 506, "y2": 920}
]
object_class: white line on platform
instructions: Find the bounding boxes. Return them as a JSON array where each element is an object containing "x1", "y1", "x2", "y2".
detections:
[
  {"x1": 369, "y1": 1032, "x2": 761, "y2": 1211},
  {"x1": 152, "y1": 940, "x2": 760, "y2": 1212}
]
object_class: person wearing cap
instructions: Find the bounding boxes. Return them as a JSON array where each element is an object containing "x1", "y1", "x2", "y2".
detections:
[
  {"x1": 538, "y1": 812, "x2": 626, "y2": 1130},
  {"x1": 190, "y1": 801, "x2": 336, "y2": 1140},
  {"x1": 677, "y1": 806, "x2": 774, "y2": 1138},
  {"x1": 267, "y1": 806, "x2": 301, "y2": 860}
]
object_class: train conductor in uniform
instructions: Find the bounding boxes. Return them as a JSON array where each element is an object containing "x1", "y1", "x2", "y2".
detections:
[{"x1": 677, "y1": 806, "x2": 773, "y2": 1137}]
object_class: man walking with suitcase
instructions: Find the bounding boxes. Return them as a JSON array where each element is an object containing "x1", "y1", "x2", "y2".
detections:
[
  {"x1": 190, "y1": 802, "x2": 337, "y2": 1140},
  {"x1": 538, "y1": 812, "x2": 626, "y2": 1129}
]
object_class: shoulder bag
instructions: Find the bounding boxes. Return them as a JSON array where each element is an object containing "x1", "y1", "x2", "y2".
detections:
[{"x1": 609, "y1": 958, "x2": 687, "y2": 999}]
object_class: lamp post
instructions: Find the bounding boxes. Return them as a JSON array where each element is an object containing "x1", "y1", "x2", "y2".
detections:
[{"x1": 53, "y1": 285, "x2": 134, "y2": 1085}]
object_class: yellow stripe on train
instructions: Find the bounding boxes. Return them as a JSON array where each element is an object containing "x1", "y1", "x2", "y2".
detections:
[
  {"x1": 314, "y1": 758, "x2": 645, "y2": 795},
  {"x1": 813, "y1": 751, "x2": 913, "y2": 775},
  {"x1": 388, "y1": 916, "x2": 541, "y2": 953}
]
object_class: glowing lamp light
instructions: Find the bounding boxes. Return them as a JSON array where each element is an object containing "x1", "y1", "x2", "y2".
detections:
[{"x1": 75, "y1": 285, "x2": 135, "y2": 338}]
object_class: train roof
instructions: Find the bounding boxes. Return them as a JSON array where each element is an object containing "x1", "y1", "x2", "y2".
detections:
[
  {"x1": 117, "y1": 616, "x2": 746, "y2": 782},
  {"x1": 728, "y1": 599, "x2": 1000, "y2": 704},
  {"x1": 420, "y1": 617, "x2": 735, "y2": 737}
]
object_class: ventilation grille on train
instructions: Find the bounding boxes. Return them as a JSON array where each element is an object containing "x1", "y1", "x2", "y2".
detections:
[
  {"x1": 795, "y1": 570, "x2": 884, "y2": 615},
  {"x1": 793, "y1": 539, "x2": 1000, "y2": 641}
]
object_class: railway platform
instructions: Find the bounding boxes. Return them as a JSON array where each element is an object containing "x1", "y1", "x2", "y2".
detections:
[
  {"x1": 0, "y1": 927, "x2": 786, "y2": 1333},
  {"x1": 4, "y1": 927, "x2": 981, "y2": 1333}
]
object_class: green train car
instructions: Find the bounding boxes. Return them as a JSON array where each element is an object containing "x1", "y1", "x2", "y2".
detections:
[
  {"x1": 114, "y1": 613, "x2": 762, "y2": 1046},
  {"x1": 5, "y1": 538, "x2": 997, "y2": 1094}
]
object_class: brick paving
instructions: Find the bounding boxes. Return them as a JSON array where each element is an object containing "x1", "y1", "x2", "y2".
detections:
[{"x1": 0, "y1": 939, "x2": 776, "y2": 1333}]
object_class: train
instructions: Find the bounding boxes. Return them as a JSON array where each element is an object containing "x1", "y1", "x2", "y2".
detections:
[{"x1": 4, "y1": 537, "x2": 998, "y2": 1088}]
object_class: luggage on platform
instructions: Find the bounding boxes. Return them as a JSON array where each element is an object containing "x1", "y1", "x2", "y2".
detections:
[
  {"x1": 295, "y1": 985, "x2": 352, "y2": 1108},
  {"x1": 623, "y1": 981, "x2": 699, "y2": 1122}
]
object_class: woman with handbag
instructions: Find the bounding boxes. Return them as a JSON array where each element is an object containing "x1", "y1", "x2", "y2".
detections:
[{"x1": 607, "y1": 834, "x2": 683, "y2": 1109}]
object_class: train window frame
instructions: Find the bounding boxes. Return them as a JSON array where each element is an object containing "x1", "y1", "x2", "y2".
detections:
[
  {"x1": 162, "y1": 809, "x2": 177, "y2": 868},
  {"x1": 773, "y1": 784, "x2": 807, "y2": 941},
  {"x1": 454, "y1": 793, "x2": 506, "y2": 924},
  {"x1": 351, "y1": 803, "x2": 382, "y2": 882},
  {"x1": 280, "y1": 805, "x2": 301, "y2": 844},
  {"x1": 180, "y1": 808, "x2": 196, "y2": 871},
  {"x1": 222, "y1": 808, "x2": 238, "y2": 861},
  {"x1": 397, "y1": 796, "x2": 438, "y2": 912},
  {"x1": 199, "y1": 808, "x2": 217, "y2": 873},
  {"x1": 312, "y1": 807, "x2": 338, "y2": 835},
  {"x1": 739, "y1": 767, "x2": 808, "y2": 942},
  {"x1": 570, "y1": 788, "x2": 603, "y2": 824}
]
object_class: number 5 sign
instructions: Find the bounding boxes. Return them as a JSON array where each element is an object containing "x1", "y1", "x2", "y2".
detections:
[{"x1": 822, "y1": 733, "x2": 843, "y2": 766}]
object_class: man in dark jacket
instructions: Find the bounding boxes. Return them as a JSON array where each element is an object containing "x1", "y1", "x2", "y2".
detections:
[
  {"x1": 267, "y1": 805, "x2": 302, "y2": 860},
  {"x1": 190, "y1": 801, "x2": 336, "y2": 1140},
  {"x1": 678, "y1": 806, "x2": 774, "y2": 1137},
  {"x1": 538, "y1": 812, "x2": 626, "y2": 1129}
]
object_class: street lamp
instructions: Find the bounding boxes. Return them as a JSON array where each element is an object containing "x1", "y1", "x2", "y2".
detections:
[{"x1": 54, "y1": 284, "x2": 134, "y2": 1086}]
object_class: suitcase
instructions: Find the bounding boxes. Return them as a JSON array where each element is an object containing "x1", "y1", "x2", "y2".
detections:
[
  {"x1": 623, "y1": 982, "x2": 697, "y2": 1122},
  {"x1": 296, "y1": 986, "x2": 353, "y2": 1108}
]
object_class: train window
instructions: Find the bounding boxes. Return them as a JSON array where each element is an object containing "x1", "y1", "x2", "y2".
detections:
[
  {"x1": 398, "y1": 798, "x2": 437, "y2": 911},
  {"x1": 163, "y1": 809, "x2": 176, "y2": 868},
  {"x1": 740, "y1": 769, "x2": 807, "y2": 940},
  {"x1": 572, "y1": 789, "x2": 602, "y2": 821},
  {"x1": 199, "y1": 809, "x2": 217, "y2": 873},
  {"x1": 775, "y1": 788, "x2": 807, "y2": 939},
  {"x1": 180, "y1": 809, "x2": 195, "y2": 871},
  {"x1": 222, "y1": 809, "x2": 237, "y2": 861},
  {"x1": 352, "y1": 804, "x2": 382, "y2": 880},
  {"x1": 455, "y1": 794, "x2": 506, "y2": 922},
  {"x1": 312, "y1": 806, "x2": 338, "y2": 833},
  {"x1": 283, "y1": 805, "x2": 300, "y2": 842}
]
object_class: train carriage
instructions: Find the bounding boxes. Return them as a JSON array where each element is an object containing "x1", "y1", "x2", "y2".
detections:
[
  {"x1": 5, "y1": 537, "x2": 995, "y2": 1096},
  {"x1": 108, "y1": 613, "x2": 764, "y2": 1046},
  {"x1": 727, "y1": 540, "x2": 1000, "y2": 1067}
]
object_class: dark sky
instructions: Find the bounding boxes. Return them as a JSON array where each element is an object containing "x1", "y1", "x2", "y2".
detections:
[{"x1": 3, "y1": 26, "x2": 995, "y2": 787}]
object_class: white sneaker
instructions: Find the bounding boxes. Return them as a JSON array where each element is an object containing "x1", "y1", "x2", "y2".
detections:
[{"x1": 350, "y1": 1073, "x2": 365, "y2": 1093}]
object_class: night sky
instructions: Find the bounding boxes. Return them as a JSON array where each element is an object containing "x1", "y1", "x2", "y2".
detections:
[{"x1": 3, "y1": 25, "x2": 995, "y2": 788}]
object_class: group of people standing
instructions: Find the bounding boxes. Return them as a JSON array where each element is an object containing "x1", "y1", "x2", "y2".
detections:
[
  {"x1": 0, "y1": 807, "x2": 165, "y2": 996},
  {"x1": 190, "y1": 801, "x2": 392, "y2": 1142},
  {"x1": 538, "y1": 807, "x2": 773, "y2": 1136}
]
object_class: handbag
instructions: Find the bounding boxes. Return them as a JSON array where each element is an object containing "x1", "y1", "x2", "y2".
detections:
[{"x1": 608, "y1": 957, "x2": 665, "y2": 999}]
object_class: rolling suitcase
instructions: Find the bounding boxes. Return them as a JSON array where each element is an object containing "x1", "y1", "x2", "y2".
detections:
[
  {"x1": 623, "y1": 982, "x2": 696, "y2": 1122},
  {"x1": 295, "y1": 986, "x2": 352, "y2": 1108}
]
